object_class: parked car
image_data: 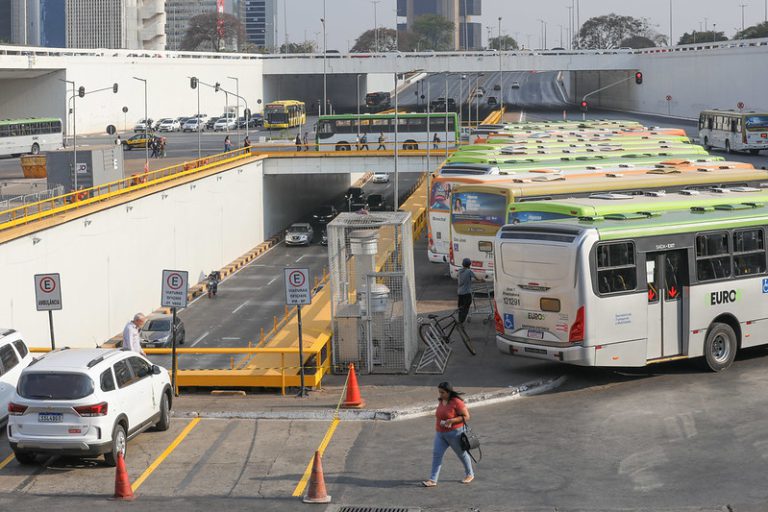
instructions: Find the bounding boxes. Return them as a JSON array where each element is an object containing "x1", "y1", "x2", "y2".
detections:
[
  {"x1": 372, "y1": 172, "x2": 390, "y2": 184},
  {"x1": 157, "y1": 118, "x2": 180, "y2": 132},
  {"x1": 430, "y1": 97, "x2": 457, "y2": 112},
  {"x1": 238, "y1": 116, "x2": 262, "y2": 129},
  {"x1": 133, "y1": 118, "x2": 154, "y2": 132},
  {"x1": 182, "y1": 118, "x2": 204, "y2": 132},
  {"x1": 366, "y1": 193, "x2": 385, "y2": 211},
  {"x1": 345, "y1": 186, "x2": 367, "y2": 210},
  {"x1": 7, "y1": 348, "x2": 172, "y2": 466},
  {"x1": 213, "y1": 116, "x2": 237, "y2": 131},
  {"x1": 487, "y1": 96, "x2": 498, "y2": 107},
  {"x1": 312, "y1": 204, "x2": 338, "y2": 225},
  {"x1": 285, "y1": 223, "x2": 314, "y2": 246},
  {"x1": 205, "y1": 117, "x2": 221, "y2": 130},
  {"x1": 140, "y1": 313, "x2": 185, "y2": 348},
  {"x1": 0, "y1": 329, "x2": 32, "y2": 427}
]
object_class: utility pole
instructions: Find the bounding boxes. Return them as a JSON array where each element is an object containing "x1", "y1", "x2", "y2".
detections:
[
  {"x1": 669, "y1": 0, "x2": 673, "y2": 46},
  {"x1": 740, "y1": 4, "x2": 748, "y2": 31},
  {"x1": 371, "y1": 0, "x2": 380, "y2": 52},
  {"x1": 498, "y1": 17, "x2": 503, "y2": 114}
]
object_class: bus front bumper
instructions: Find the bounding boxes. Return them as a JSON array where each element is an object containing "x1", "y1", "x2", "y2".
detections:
[{"x1": 496, "y1": 335, "x2": 595, "y2": 366}]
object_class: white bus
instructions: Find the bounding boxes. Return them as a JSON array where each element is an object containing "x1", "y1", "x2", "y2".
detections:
[
  {"x1": 0, "y1": 118, "x2": 63, "y2": 157},
  {"x1": 493, "y1": 203, "x2": 768, "y2": 372},
  {"x1": 699, "y1": 109, "x2": 768, "y2": 155}
]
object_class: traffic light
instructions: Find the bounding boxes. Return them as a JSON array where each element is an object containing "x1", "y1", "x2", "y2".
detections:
[
  {"x1": 112, "y1": 83, "x2": 119, "y2": 94},
  {"x1": 580, "y1": 100, "x2": 588, "y2": 112},
  {"x1": 190, "y1": 77, "x2": 198, "y2": 89},
  {"x1": 78, "y1": 86, "x2": 85, "y2": 98},
  {"x1": 635, "y1": 71, "x2": 643, "y2": 85},
  {"x1": 215, "y1": 82, "x2": 220, "y2": 92}
]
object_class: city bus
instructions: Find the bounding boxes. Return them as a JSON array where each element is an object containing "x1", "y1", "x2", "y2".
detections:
[
  {"x1": 0, "y1": 117, "x2": 63, "y2": 157},
  {"x1": 263, "y1": 100, "x2": 306, "y2": 129},
  {"x1": 447, "y1": 145, "x2": 707, "y2": 165},
  {"x1": 493, "y1": 203, "x2": 768, "y2": 371},
  {"x1": 484, "y1": 128, "x2": 689, "y2": 142},
  {"x1": 699, "y1": 109, "x2": 768, "y2": 154},
  {"x1": 316, "y1": 112, "x2": 459, "y2": 151},
  {"x1": 365, "y1": 91, "x2": 391, "y2": 112},
  {"x1": 454, "y1": 138, "x2": 693, "y2": 156},
  {"x1": 451, "y1": 150, "x2": 715, "y2": 170},
  {"x1": 449, "y1": 165, "x2": 768, "y2": 279}
]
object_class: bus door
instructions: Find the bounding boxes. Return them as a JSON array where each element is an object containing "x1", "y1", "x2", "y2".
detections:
[{"x1": 646, "y1": 249, "x2": 688, "y2": 359}]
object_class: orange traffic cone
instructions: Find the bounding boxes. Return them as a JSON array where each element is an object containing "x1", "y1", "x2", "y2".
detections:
[
  {"x1": 341, "y1": 363, "x2": 365, "y2": 409},
  {"x1": 112, "y1": 452, "x2": 135, "y2": 501},
  {"x1": 303, "y1": 451, "x2": 331, "y2": 504}
]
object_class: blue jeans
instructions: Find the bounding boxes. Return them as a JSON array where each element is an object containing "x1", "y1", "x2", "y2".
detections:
[{"x1": 430, "y1": 428, "x2": 474, "y2": 482}]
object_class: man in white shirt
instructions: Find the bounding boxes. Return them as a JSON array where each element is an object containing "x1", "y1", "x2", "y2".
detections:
[{"x1": 123, "y1": 313, "x2": 146, "y2": 355}]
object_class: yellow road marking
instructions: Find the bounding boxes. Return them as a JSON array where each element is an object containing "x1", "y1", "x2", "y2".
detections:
[
  {"x1": 0, "y1": 453, "x2": 15, "y2": 471},
  {"x1": 131, "y1": 417, "x2": 201, "y2": 492},
  {"x1": 292, "y1": 417, "x2": 340, "y2": 497}
]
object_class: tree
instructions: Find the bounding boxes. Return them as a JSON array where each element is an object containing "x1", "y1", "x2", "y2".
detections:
[
  {"x1": 735, "y1": 21, "x2": 768, "y2": 39},
  {"x1": 351, "y1": 28, "x2": 398, "y2": 52},
  {"x1": 677, "y1": 31, "x2": 728, "y2": 45},
  {"x1": 279, "y1": 41, "x2": 317, "y2": 53},
  {"x1": 181, "y1": 12, "x2": 244, "y2": 52},
  {"x1": 575, "y1": 13, "x2": 654, "y2": 49},
  {"x1": 411, "y1": 14, "x2": 454, "y2": 51},
  {"x1": 488, "y1": 35, "x2": 518, "y2": 50},
  {"x1": 619, "y1": 35, "x2": 656, "y2": 49}
]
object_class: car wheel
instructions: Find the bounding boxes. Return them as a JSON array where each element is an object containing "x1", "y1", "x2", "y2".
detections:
[
  {"x1": 701, "y1": 322, "x2": 737, "y2": 372},
  {"x1": 14, "y1": 450, "x2": 36, "y2": 465},
  {"x1": 104, "y1": 422, "x2": 127, "y2": 467},
  {"x1": 30, "y1": 143, "x2": 40, "y2": 155},
  {"x1": 154, "y1": 392, "x2": 171, "y2": 431}
]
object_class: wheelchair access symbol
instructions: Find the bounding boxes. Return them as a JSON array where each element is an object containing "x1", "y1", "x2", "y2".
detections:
[
  {"x1": 762, "y1": 278, "x2": 768, "y2": 294},
  {"x1": 504, "y1": 314, "x2": 515, "y2": 330}
]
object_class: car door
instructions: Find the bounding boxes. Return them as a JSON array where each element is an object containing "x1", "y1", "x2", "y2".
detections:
[
  {"x1": 127, "y1": 356, "x2": 157, "y2": 426},
  {"x1": 0, "y1": 343, "x2": 21, "y2": 421}
]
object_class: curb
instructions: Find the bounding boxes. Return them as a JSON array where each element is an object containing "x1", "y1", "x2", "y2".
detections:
[{"x1": 172, "y1": 375, "x2": 567, "y2": 422}]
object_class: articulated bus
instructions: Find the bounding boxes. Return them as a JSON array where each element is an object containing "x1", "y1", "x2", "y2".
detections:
[
  {"x1": 264, "y1": 100, "x2": 306, "y2": 129},
  {"x1": 447, "y1": 145, "x2": 708, "y2": 165},
  {"x1": 317, "y1": 112, "x2": 459, "y2": 151},
  {"x1": 699, "y1": 109, "x2": 768, "y2": 154},
  {"x1": 493, "y1": 203, "x2": 768, "y2": 371},
  {"x1": 449, "y1": 165, "x2": 768, "y2": 279},
  {"x1": 0, "y1": 117, "x2": 63, "y2": 157}
]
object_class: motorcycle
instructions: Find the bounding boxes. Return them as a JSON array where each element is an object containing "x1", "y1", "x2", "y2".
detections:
[{"x1": 207, "y1": 271, "x2": 220, "y2": 298}]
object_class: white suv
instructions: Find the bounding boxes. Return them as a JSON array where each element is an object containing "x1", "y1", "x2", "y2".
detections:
[
  {"x1": 0, "y1": 329, "x2": 33, "y2": 426},
  {"x1": 7, "y1": 348, "x2": 172, "y2": 466}
]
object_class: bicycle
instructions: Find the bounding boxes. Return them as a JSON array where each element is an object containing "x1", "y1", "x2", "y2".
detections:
[{"x1": 418, "y1": 310, "x2": 477, "y2": 356}]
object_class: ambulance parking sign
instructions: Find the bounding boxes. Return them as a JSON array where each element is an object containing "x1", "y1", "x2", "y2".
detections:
[{"x1": 34, "y1": 273, "x2": 62, "y2": 311}]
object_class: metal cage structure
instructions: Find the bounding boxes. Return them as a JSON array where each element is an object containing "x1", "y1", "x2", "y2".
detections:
[{"x1": 327, "y1": 212, "x2": 417, "y2": 374}]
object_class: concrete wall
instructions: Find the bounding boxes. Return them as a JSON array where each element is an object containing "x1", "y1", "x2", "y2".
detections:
[
  {"x1": 263, "y1": 155, "x2": 435, "y2": 175},
  {"x1": 0, "y1": 71, "x2": 66, "y2": 121}
]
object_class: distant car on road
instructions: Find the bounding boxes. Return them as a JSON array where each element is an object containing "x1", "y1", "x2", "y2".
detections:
[
  {"x1": 487, "y1": 96, "x2": 498, "y2": 107},
  {"x1": 312, "y1": 204, "x2": 338, "y2": 225},
  {"x1": 133, "y1": 118, "x2": 154, "y2": 132},
  {"x1": 182, "y1": 118, "x2": 204, "y2": 132},
  {"x1": 157, "y1": 119, "x2": 180, "y2": 132},
  {"x1": 213, "y1": 117, "x2": 237, "y2": 132},
  {"x1": 122, "y1": 132, "x2": 156, "y2": 150},
  {"x1": 205, "y1": 117, "x2": 220, "y2": 130},
  {"x1": 511, "y1": 81, "x2": 521, "y2": 89},
  {"x1": 0, "y1": 329, "x2": 32, "y2": 427},
  {"x1": 140, "y1": 313, "x2": 185, "y2": 348},
  {"x1": 430, "y1": 97, "x2": 457, "y2": 112},
  {"x1": 366, "y1": 193, "x2": 385, "y2": 211},
  {"x1": 345, "y1": 186, "x2": 367, "y2": 210},
  {"x1": 285, "y1": 223, "x2": 314, "y2": 246},
  {"x1": 372, "y1": 172, "x2": 390, "y2": 184}
]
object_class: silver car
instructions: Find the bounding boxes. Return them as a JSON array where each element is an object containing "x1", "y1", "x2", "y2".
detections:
[
  {"x1": 285, "y1": 223, "x2": 314, "y2": 246},
  {"x1": 140, "y1": 314, "x2": 185, "y2": 348}
]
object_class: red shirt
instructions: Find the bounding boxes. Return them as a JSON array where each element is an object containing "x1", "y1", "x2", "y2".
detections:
[{"x1": 435, "y1": 397, "x2": 467, "y2": 432}]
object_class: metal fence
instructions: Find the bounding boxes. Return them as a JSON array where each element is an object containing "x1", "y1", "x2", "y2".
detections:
[
  {"x1": 328, "y1": 212, "x2": 417, "y2": 374},
  {"x1": 0, "y1": 185, "x2": 64, "y2": 211}
]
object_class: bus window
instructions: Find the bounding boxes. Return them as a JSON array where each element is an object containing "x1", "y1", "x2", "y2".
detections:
[
  {"x1": 733, "y1": 229, "x2": 766, "y2": 276},
  {"x1": 695, "y1": 232, "x2": 731, "y2": 281},
  {"x1": 596, "y1": 242, "x2": 637, "y2": 294},
  {"x1": 318, "y1": 120, "x2": 333, "y2": 136},
  {"x1": 664, "y1": 252, "x2": 684, "y2": 300},
  {"x1": 646, "y1": 258, "x2": 659, "y2": 302}
]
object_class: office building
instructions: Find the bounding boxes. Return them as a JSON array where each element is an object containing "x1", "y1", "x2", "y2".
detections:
[
  {"x1": 397, "y1": 0, "x2": 482, "y2": 50},
  {"x1": 240, "y1": 0, "x2": 276, "y2": 50},
  {"x1": 1, "y1": 0, "x2": 13, "y2": 43},
  {"x1": 65, "y1": 0, "x2": 165, "y2": 50}
]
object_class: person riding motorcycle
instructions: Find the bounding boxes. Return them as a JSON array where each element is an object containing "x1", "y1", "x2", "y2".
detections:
[{"x1": 207, "y1": 270, "x2": 221, "y2": 298}]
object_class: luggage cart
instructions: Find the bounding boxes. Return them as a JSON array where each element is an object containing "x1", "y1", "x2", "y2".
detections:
[{"x1": 467, "y1": 281, "x2": 494, "y2": 323}]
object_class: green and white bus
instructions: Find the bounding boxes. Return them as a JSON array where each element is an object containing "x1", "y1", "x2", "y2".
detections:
[
  {"x1": 0, "y1": 117, "x2": 63, "y2": 157},
  {"x1": 699, "y1": 109, "x2": 768, "y2": 155},
  {"x1": 494, "y1": 203, "x2": 768, "y2": 371}
]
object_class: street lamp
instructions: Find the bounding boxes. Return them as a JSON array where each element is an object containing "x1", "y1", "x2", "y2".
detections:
[
  {"x1": 321, "y1": 1, "x2": 327, "y2": 115},
  {"x1": 189, "y1": 76, "x2": 202, "y2": 160},
  {"x1": 371, "y1": 0, "x2": 380, "y2": 52},
  {"x1": 132, "y1": 76, "x2": 149, "y2": 171},
  {"x1": 356, "y1": 74, "x2": 362, "y2": 140},
  {"x1": 227, "y1": 76, "x2": 241, "y2": 146},
  {"x1": 60, "y1": 79, "x2": 77, "y2": 189},
  {"x1": 498, "y1": 17, "x2": 504, "y2": 114},
  {"x1": 713, "y1": 23, "x2": 717, "y2": 42}
]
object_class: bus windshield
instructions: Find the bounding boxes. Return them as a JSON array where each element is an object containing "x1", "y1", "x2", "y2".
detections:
[{"x1": 745, "y1": 115, "x2": 768, "y2": 130}]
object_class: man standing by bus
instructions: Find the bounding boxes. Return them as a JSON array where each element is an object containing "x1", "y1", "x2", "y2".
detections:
[
  {"x1": 377, "y1": 132, "x2": 386, "y2": 150},
  {"x1": 457, "y1": 258, "x2": 477, "y2": 324}
]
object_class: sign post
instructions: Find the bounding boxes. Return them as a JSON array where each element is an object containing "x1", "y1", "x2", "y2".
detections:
[
  {"x1": 161, "y1": 270, "x2": 188, "y2": 396},
  {"x1": 738, "y1": 101, "x2": 745, "y2": 112},
  {"x1": 34, "y1": 273, "x2": 62, "y2": 349},
  {"x1": 284, "y1": 267, "x2": 311, "y2": 397},
  {"x1": 665, "y1": 95, "x2": 673, "y2": 116}
]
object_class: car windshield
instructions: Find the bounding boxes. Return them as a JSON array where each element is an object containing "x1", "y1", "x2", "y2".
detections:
[
  {"x1": 144, "y1": 319, "x2": 171, "y2": 331},
  {"x1": 316, "y1": 206, "x2": 334, "y2": 215},
  {"x1": 18, "y1": 372, "x2": 94, "y2": 400},
  {"x1": 290, "y1": 225, "x2": 309, "y2": 233}
]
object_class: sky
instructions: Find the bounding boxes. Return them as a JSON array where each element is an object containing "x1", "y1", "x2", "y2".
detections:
[{"x1": 283, "y1": 0, "x2": 768, "y2": 50}]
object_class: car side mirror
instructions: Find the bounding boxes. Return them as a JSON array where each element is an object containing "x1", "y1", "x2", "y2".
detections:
[{"x1": 152, "y1": 365, "x2": 162, "y2": 375}]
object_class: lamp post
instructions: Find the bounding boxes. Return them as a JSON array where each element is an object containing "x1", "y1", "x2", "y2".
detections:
[
  {"x1": 321, "y1": 2, "x2": 327, "y2": 115},
  {"x1": 356, "y1": 74, "x2": 362, "y2": 140},
  {"x1": 393, "y1": 71, "x2": 399, "y2": 211},
  {"x1": 463, "y1": 0, "x2": 469, "y2": 50},
  {"x1": 444, "y1": 72, "x2": 450, "y2": 159},
  {"x1": 740, "y1": 4, "x2": 747, "y2": 31},
  {"x1": 371, "y1": 0, "x2": 380, "y2": 52},
  {"x1": 189, "y1": 76, "x2": 202, "y2": 159},
  {"x1": 60, "y1": 79, "x2": 77, "y2": 189},
  {"x1": 459, "y1": 73, "x2": 466, "y2": 129},
  {"x1": 498, "y1": 17, "x2": 504, "y2": 114},
  {"x1": 669, "y1": 0, "x2": 673, "y2": 47},
  {"x1": 475, "y1": 72, "x2": 483, "y2": 126},
  {"x1": 132, "y1": 76, "x2": 149, "y2": 171},
  {"x1": 713, "y1": 23, "x2": 717, "y2": 41},
  {"x1": 227, "y1": 76, "x2": 241, "y2": 146}
]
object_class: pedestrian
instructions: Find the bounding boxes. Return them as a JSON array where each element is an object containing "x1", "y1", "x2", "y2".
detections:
[
  {"x1": 150, "y1": 138, "x2": 159, "y2": 158},
  {"x1": 122, "y1": 313, "x2": 147, "y2": 355},
  {"x1": 355, "y1": 133, "x2": 361, "y2": 151},
  {"x1": 115, "y1": 135, "x2": 122, "y2": 146},
  {"x1": 243, "y1": 135, "x2": 251, "y2": 154},
  {"x1": 457, "y1": 258, "x2": 477, "y2": 323},
  {"x1": 302, "y1": 131, "x2": 309, "y2": 151},
  {"x1": 224, "y1": 135, "x2": 232, "y2": 153},
  {"x1": 421, "y1": 382, "x2": 474, "y2": 487},
  {"x1": 360, "y1": 132, "x2": 369, "y2": 150},
  {"x1": 377, "y1": 132, "x2": 386, "y2": 150},
  {"x1": 433, "y1": 133, "x2": 441, "y2": 149},
  {"x1": 295, "y1": 133, "x2": 302, "y2": 152},
  {"x1": 160, "y1": 137, "x2": 166, "y2": 157}
]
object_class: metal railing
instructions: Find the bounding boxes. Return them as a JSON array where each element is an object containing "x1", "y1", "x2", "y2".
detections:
[{"x1": 0, "y1": 185, "x2": 64, "y2": 211}]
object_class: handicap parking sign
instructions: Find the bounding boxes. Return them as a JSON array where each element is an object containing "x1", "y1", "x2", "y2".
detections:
[
  {"x1": 762, "y1": 278, "x2": 768, "y2": 294},
  {"x1": 504, "y1": 314, "x2": 515, "y2": 330}
]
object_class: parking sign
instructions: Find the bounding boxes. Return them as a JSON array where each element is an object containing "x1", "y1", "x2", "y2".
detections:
[
  {"x1": 284, "y1": 268, "x2": 311, "y2": 305},
  {"x1": 161, "y1": 270, "x2": 189, "y2": 308},
  {"x1": 34, "y1": 273, "x2": 62, "y2": 311}
]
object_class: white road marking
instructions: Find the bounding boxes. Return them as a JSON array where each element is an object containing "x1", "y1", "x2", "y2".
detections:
[
  {"x1": 232, "y1": 300, "x2": 249, "y2": 314},
  {"x1": 268, "y1": 276, "x2": 278, "y2": 285},
  {"x1": 297, "y1": 255, "x2": 306, "y2": 262},
  {"x1": 191, "y1": 331, "x2": 210, "y2": 347},
  {"x1": 222, "y1": 337, "x2": 241, "y2": 340}
]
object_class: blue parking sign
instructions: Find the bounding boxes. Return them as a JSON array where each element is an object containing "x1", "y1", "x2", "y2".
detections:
[
  {"x1": 504, "y1": 314, "x2": 515, "y2": 330},
  {"x1": 763, "y1": 278, "x2": 768, "y2": 294}
]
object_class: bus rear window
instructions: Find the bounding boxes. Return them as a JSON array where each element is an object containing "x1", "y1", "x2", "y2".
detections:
[
  {"x1": 500, "y1": 242, "x2": 571, "y2": 281},
  {"x1": 596, "y1": 242, "x2": 637, "y2": 294}
]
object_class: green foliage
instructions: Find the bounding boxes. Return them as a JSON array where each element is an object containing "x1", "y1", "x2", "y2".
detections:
[
  {"x1": 735, "y1": 21, "x2": 768, "y2": 40},
  {"x1": 411, "y1": 14, "x2": 454, "y2": 51},
  {"x1": 488, "y1": 35, "x2": 518, "y2": 51},
  {"x1": 351, "y1": 28, "x2": 399, "y2": 52},
  {"x1": 677, "y1": 31, "x2": 729, "y2": 45},
  {"x1": 279, "y1": 41, "x2": 317, "y2": 53},
  {"x1": 619, "y1": 35, "x2": 656, "y2": 49},
  {"x1": 181, "y1": 12, "x2": 244, "y2": 52},
  {"x1": 576, "y1": 13, "x2": 658, "y2": 49}
]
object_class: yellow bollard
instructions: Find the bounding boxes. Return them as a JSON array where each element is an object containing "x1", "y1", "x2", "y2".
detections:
[
  {"x1": 281, "y1": 353, "x2": 286, "y2": 396},
  {"x1": 274, "y1": 316, "x2": 278, "y2": 332}
]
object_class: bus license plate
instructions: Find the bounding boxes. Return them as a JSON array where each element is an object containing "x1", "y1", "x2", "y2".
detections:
[
  {"x1": 527, "y1": 329, "x2": 544, "y2": 340},
  {"x1": 38, "y1": 413, "x2": 63, "y2": 423}
]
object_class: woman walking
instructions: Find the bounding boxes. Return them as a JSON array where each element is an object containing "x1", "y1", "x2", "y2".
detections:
[{"x1": 422, "y1": 382, "x2": 474, "y2": 487}]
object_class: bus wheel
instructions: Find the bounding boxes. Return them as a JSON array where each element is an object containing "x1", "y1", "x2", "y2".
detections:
[
  {"x1": 725, "y1": 140, "x2": 732, "y2": 154},
  {"x1": 336, "y1": 144, "x2": 350, "y2": 151},
  {"x1": 702, "y1": 322, "x2": 737, "y2": 372},
  {"x1": 30, "y1": 143, "x2": 40, "y2": 155},
  {"x1": 703, "y1": 137, "x2": 711, "y2": 150}
]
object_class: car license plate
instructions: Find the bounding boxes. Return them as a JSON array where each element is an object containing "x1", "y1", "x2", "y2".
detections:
[
  {"x1": 527, "y1": 329, "x2": 544, "y2": 340},
  {"x1": 39, "y1": 413, "x2": 63, "y2": 423}
]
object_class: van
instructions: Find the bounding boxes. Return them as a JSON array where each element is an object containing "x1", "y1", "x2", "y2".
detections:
[{"x1": 0, "y1": 329, "x2": 33, "y2": 426}]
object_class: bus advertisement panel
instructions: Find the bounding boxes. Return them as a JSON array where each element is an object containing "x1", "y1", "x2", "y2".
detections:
[{"x1": 450, "y1": 188, "x2": 509, "y2": 277}]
